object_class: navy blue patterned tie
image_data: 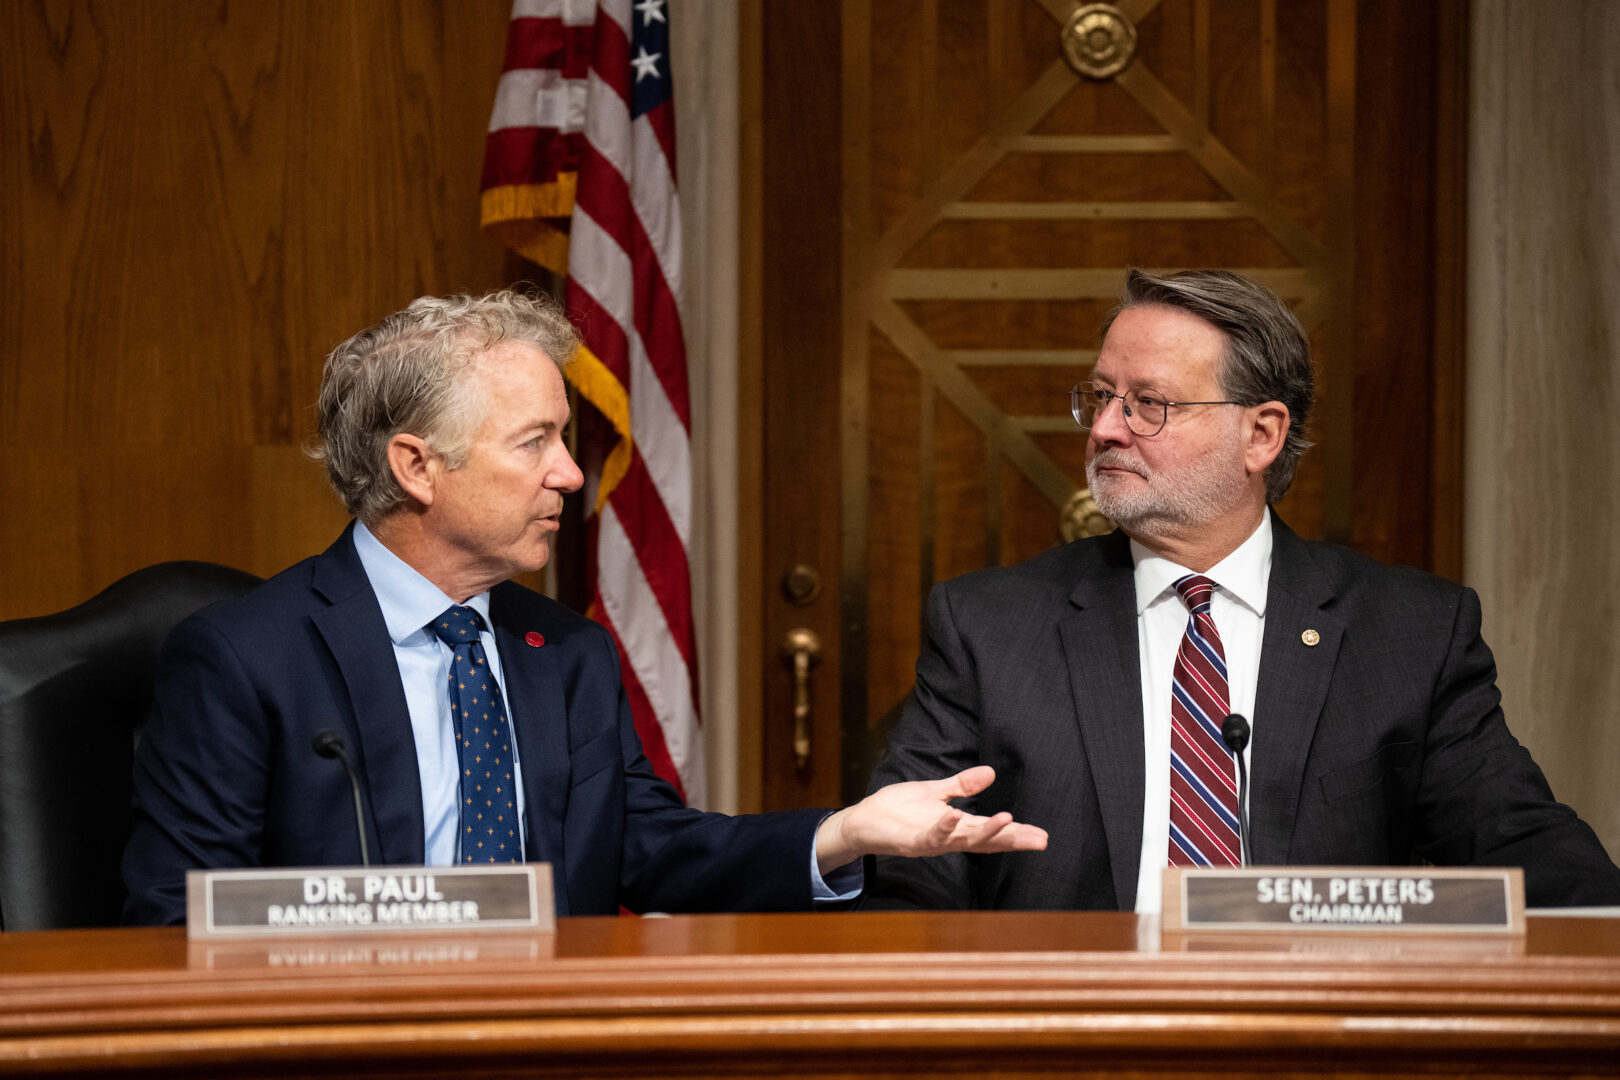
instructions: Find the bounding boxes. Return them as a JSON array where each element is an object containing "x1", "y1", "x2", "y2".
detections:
[{"x1": 430, "y1": 605, "x2": 520, "y2": 864}]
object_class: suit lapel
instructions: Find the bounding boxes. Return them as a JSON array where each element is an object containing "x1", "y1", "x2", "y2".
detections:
[
  {"x1": 489, "y1": 586, "x2": 572, "y2": 911},
  {"x1": 1057, "y1": 532, "x2": 1146, "y2": 910},
  {"x1": 1251, "y1": 515, "x2": 1343, "y2": 865},
  {"x1": 309, "y1": 527, "x2": 425, "y2": 865}
]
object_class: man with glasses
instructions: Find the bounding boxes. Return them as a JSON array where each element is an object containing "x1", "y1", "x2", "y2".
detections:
[{"x1": 865, "y1": 268, "x2": 1620, "y2": 912}]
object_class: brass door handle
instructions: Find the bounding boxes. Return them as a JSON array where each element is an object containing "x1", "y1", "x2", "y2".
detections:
[{"x1": 780, "y1": 628, "x2": 822, "y2": 771}]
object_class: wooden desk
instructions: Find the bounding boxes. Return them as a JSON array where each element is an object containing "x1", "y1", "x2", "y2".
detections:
[{"x1": 2, "y1": 912, "x2": 1618, "y2": 1077}]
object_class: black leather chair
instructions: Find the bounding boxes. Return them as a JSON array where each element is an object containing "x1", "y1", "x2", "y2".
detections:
[{"x1": 0, "y1": 561, "x2": 261, "y2": 931}]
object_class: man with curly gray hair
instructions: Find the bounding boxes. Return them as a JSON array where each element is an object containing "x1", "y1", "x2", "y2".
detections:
[{"x1": 124, "y1": 289, "x2": 1046, "y2": 925}]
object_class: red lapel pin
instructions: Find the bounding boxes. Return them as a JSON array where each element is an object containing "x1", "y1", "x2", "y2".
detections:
[{"x1": 525, "y1": 631, "x2": 545, "y2": 648}]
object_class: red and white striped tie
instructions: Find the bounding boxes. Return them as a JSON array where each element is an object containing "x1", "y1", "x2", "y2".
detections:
[{"x1": 1167, "y1": 574, "x2": 1241, "y2": 867}]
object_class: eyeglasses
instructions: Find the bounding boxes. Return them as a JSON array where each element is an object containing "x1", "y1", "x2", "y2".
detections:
[{"x1": 1068, "y1": 382, "x2": 1243, "y2": 438}]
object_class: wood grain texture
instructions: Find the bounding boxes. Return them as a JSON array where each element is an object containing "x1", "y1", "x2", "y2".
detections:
[
  {"x1": 759, "y1": 0, "x2": 844, "y2": 808},
  {"x1": 1, "y1": 913, "x2": 1618, "y2": 1077},
  {"x1": 0, "y1": 0, "x2": 516, "y2": 619},
  {"x1": 1466, "y1": 0, "x2": 1620, "y2": 859}
]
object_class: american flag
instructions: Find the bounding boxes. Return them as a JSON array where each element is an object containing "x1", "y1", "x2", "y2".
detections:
[{"x1": 481, "y1": 0, "x2": 702, "y2": 804}]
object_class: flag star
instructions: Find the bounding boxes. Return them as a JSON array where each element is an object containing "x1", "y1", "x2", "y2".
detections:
[
  {"x1": 635, "y1": 0, "x2": 666, "y2": 25},
  {"x1": 631, "y1": 46, "x2": 662, "y2": 82}
]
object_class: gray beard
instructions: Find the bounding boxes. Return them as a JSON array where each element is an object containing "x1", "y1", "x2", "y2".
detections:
[{"x1": 1085, "y1": 441, "x2": 1251, "y2": 538}]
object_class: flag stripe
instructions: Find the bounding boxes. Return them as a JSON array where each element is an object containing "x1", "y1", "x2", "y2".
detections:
[
  {"x1": 567, "y1": 202, "x2": 690, "y2": 426},
  {"x1": 489, "y1": 69, "x2": 589, "y2": 136},
  {"x1": 589, "y1": 5, "x2": 632, "y2": 105},
  {"x1": 626, "y1": 322, "x2": 691, "y2": 545},
  {"x1": 595, "y1": 598, "x2": 686, "y2": 803},
  {"x1": 564, "y1": 276, "x2": 631, "y2": 384},
  {"x1": 482, "y1": 127, "x2": 578, "y2": 190},
  {"x1": 574, "y1": 95, "x2": 688, "y2": 420},
  {"x1": 484, "y1": 0, "x2": 701, "y2": 804},
  {"x1": 513, "y1": 0, "x2": 598, "y2": 23},
  {"x1": 641, "y1": 97, "x2": 678, "y2": 185},
  {"x1": 500, "y1": 17, "x2": 588, "y2": 75},
  {"x1": 607, "y1": 455, "x2": 697, "y2": 672},
  {"x1": 597, "y1": 504, "x2": 704, "y2": 788},
  {"x1": 579, "y1": 83, "x2": 684, "y2": 299}
]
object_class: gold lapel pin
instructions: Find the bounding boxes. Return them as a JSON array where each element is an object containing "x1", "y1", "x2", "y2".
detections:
[{"x1": 1301, "y1": 629, "x2": 1321, "y2": 646}]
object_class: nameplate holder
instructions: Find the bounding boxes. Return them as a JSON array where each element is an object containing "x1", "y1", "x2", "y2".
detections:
[
  {"x1": 1162, "y1": 866, "x2": 1524, "y2": 935},
  {"x1": 185, "y1": 864, "x2": 554, "y2": 939}
]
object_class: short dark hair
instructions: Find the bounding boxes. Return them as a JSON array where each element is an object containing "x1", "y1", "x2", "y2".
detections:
[{"x1": 1100, "y1": 268, "x2": 1315, "y2": 502}]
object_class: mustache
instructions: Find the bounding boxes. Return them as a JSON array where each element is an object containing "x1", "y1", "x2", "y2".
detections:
[{"x1": 1087, "y1": 449, "x2": 1150, "y2": 480}]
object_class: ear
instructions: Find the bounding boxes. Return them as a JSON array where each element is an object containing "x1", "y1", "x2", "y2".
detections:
[
  {"x1": 1244, "y1": 402, "x2": 1290, "y2": 477},
  {"x1": 386, "y1": 433, "x2": 440, "y2": 508}
]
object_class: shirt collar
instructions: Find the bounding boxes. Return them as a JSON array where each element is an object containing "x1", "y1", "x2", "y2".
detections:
[
  {"x1": 1129, "y1": 512, "x2": 1273, "y2": 616},
  {"x1": 352, "y1": 520, "x2": 493, "y2": 644}
]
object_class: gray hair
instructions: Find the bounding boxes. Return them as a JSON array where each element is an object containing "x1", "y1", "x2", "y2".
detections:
[
  {"x1": 312, "y1": 288, "x2": 579, "y2": 522},
  {"x1": 1100, "y1": 268, "x2": 1315, "y2": 502}
]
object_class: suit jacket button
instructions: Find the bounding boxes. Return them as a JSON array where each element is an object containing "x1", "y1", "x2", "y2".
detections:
[{"x1": 1301, "y1": 628, "x2": 1320, "y2": 646}]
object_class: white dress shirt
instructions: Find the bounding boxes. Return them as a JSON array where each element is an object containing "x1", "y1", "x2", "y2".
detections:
[{"x1": 1131, "y1": 514, "x2": 1272, "y2": 914}]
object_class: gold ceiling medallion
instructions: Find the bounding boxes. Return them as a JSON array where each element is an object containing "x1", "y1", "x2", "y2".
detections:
[
  {"x1": 1060, "y1": 489, "x2": 1115, "y2": 543},
  {"x1": 1060, "y1": 3, "x2": 1138, "y2": 81}
]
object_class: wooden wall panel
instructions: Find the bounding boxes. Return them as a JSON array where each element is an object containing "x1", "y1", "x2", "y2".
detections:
[
  {"x1": 758, "y1": 0, "x2": 845, "y2": 807},
  {"x1": 0, "y1": 0, "x2": 518, "y2": 619},
  {"x1": 1467, "y1": 0, "x2": 1620, "y2": 858}
]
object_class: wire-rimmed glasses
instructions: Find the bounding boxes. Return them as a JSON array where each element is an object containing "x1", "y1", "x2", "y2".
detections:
[{"x1": 1068, "y1": 382, "x2": 1242, "y2": 438}]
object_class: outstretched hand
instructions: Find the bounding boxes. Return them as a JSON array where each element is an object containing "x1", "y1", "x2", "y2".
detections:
[{"x1": 814, "y1": 765, "x2": 1048, "y2": 876}]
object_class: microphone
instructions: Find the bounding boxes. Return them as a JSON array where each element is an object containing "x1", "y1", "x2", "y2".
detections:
[
  {"x1": 312, "y1": 728, "x2": 371, "y2": 867},
  {"x1": 1221, "y1": 714, "x2": 1251, "y2": 866}
]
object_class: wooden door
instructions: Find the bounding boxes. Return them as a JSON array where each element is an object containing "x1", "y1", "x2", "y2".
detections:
[{"x1": 747, "y1": 0, "x2": 1465, "y2": 810}]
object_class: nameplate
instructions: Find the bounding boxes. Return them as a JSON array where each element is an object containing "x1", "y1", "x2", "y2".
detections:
[
  {"x1": 185, "y1": 864, "x2": 554, "y2": 939},
  {"x1": 1162, "y1": 866, "x2": 1524, "y2": 934}
]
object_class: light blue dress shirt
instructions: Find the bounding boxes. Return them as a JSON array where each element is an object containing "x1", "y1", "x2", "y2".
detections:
[
  {"x1": 353, "y1": 521, "x2": 524, "y2": 865},
  {"x1": 351, "y1": 522, "x2": 861, "y2": 899}
]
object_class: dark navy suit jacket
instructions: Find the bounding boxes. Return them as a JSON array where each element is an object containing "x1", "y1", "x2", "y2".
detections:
[
  {"x1": 124, "y1": 526, "x2": 826, "y2": 925},
  {"x1": 865, "y1": 513, "x2": 1620, "y2": 910}
]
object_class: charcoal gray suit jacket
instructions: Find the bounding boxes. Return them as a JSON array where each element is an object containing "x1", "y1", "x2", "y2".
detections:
[{"x1": 865, "y1": 512, "x2": 1620, "y2": 909}]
